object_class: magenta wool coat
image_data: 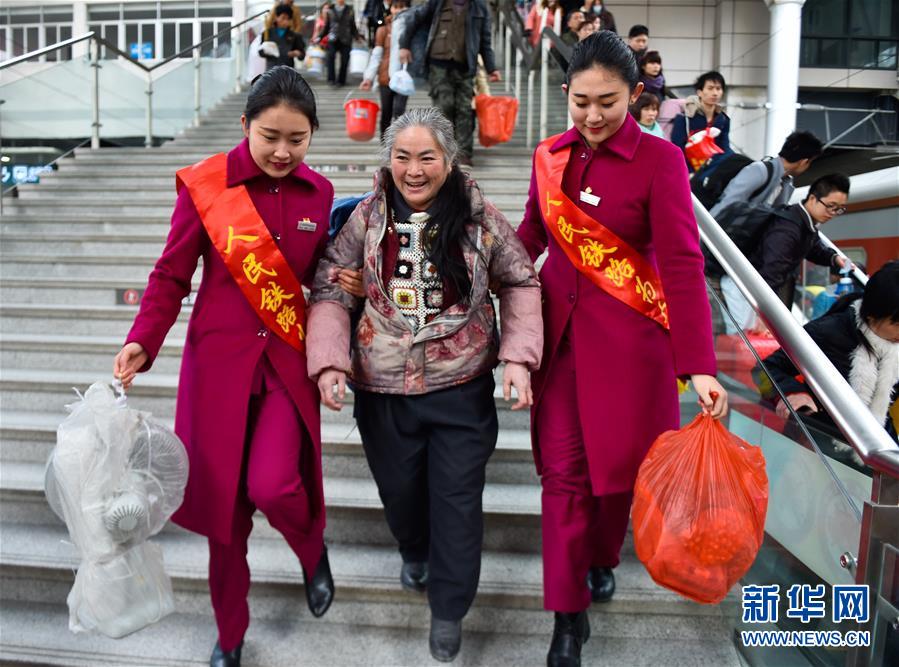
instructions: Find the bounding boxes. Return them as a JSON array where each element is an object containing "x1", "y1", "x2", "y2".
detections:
[
  {"x1": 517, "y1": 118, "x2": 717, "y2": 496},
  {"x1": 125, "y1": 139, "x2": 334, "y2": 550}
]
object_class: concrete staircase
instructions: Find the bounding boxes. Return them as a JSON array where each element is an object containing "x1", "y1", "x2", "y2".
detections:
[{"x1": 0, "y1": 74, "x2": 742, "y2": 666}]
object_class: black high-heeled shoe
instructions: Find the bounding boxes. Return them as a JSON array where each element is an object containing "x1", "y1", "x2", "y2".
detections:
[
  {"x1": 210, "y1": 640, "x2": 242, "y2": 667},
  {"x1": 587, "y1": 566, "x2": 615, "y2": 603},
  {"x1": 303, "y1": 545, "x2": 334, "y2": 618}
]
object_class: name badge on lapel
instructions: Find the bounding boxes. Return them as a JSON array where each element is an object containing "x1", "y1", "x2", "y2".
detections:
[
  {"x1": 297, "y1": 217, "x2": 318, "y2": 232},
  {"x1": 579, "y1": 187, "x2": 601, "y2": 207}
]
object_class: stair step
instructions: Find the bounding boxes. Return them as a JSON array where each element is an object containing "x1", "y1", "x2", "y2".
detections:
[
  {"x1": 0, "y1": 366, "x2": 534, "y2": 422},
  {"x1": 0, "y1": 520, "x2": 736, "y2": 625},
  {"x1": 0, "y1": 599, "x2": 741, "y2": 667},
  {"x1": 0, "y1": 278, "x2": 193, "y2": 306},
  {"x1": 0, "y1": 409, "x2": 537, "y2": 484},
  {"x1": 0, "y1": 456, "x2": 542, "y2": 553},
  {"x1": 0, "y1": 304, "x2": 189, "y2": 339}
]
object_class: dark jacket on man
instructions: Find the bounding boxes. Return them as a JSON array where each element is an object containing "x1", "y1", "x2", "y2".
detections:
[
  {"x1": 670, "y1": 107, "x2": 731, "y2": 173},
  {"x1": 398, "y1": 0, "x2": 496, "y2": 78},
  {"x1": 749, "y1": 202, "x2": 837, "y2": 306},
  {"x1": 324, "y1": 3, "x2": 361, "y2": 45},
  {"x1": 260, "y1": 27, "x2": 305, "y2": 69}
]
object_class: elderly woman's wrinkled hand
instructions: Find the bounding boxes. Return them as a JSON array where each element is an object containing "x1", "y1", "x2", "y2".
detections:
[
  {"x1": 336, "y1": 268, "x2": 365, "y2": 298},
  {"x1": 503, "y1": 362, "x2": 533, "y2": 411},
  {"x1": 318, "y1": 368, "x2": 347, "y2": 411}
]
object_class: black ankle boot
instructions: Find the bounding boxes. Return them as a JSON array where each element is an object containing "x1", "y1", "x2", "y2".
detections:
[
  {"x1": 546, "y1": 611, "x2": 590, "y2": 667},
  {"x1": 429, "y1": 617, "x2": 462, "y2": 662},
  {"x1": 303, "y1": 545, "x2": 334, "y2": 618},
  {"x1": 210, "y1": 640, "x2": 242, "y2": 667},
  {"x1": 587, "y1": 566, "x2": 615, "y2": 603}
]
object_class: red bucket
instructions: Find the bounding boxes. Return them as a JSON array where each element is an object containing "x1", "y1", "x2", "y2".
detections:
[{"x1": 344, "y1": 98, "x2": 380, "y2": 142}]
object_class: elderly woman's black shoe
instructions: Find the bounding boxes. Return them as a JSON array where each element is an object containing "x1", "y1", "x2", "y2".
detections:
[
  {"x1": 546, "y1": 611, "x2": 590, "y2": 667},
  {"x1": 303, "y1": 545, "x2": 334, "y2": 617},
  {"x1": 210, "y1": 640, "x2": 242, "y2": 667}
]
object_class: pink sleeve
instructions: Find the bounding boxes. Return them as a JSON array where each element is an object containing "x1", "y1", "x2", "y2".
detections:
[
  {"x1": 305, "y1": 300, "x2": 351, "y2": 380},
  {"x1": 125, "y1": 188, "x2": 206, "y2": 371},
  {"x1": 647, "y1": 144, "x2": 717, "y2": 377},
  {"x1": 516, "y1": 157, "x2": 549, "y2": 263}
]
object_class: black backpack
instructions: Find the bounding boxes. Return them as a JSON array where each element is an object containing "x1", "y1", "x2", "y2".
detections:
[
  {"x1": 703, "y1": 203, "x2": 789, "y2": 278},
  {"x1": 691, "y1": 153, "x2": 775, "y2": 210}
]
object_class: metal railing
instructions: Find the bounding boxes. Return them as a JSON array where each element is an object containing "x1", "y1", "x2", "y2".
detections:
[
  {"x1": 696, "y1": 194, "x2": 898, "y2": 666},
  {"x1": 495, "y1": 4, "x2": 539, "y2": 148},
  {"x1": 0, "y1": 9, "x2": 267, "y2": 150},
  {"x1": 723, "y1": 101, "x2": 897, "y2": 150},
  {"x1": 696, "y1": 198, "x2": 898, "y2": 476}
]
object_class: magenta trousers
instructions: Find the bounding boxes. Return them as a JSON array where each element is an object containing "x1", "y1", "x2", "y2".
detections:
[
  {"x1": 208, "y1": 360, "x2": 322, "y2": 651},
  {"x1": 536, "y1": 332, "x2": 633, "y2": 613}
]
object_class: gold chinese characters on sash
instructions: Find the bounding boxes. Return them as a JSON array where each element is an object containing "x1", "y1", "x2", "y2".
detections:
[
  {"x1": 535, "y1": 136, "x2": 669, "y2": 329},
  {"x1": 176, "y1": 153, "x2": 307, "y2": 352}
]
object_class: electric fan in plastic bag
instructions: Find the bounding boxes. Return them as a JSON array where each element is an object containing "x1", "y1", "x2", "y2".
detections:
[{"x1": 44, "y1": 382, "x2": 189, "y2": 638}]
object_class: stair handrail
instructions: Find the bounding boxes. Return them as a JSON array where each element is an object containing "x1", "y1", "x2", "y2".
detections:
[
  {"x1": 0, "y1": 10, "x2": 268, "y2": 73},
  {"x1": 494, "y1": 2, "x2": 540, "y2": 148},
  {"x1": 695, "y1": 196, "x2": 899, "y2": 479},
  {"x1": 0, "y1": 10, "x2": 268, "y2": 151}
]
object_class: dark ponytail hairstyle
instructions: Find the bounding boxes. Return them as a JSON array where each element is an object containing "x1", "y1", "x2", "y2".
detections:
[
  {"x1": 245, "y1": 65, "x2": 319, "y2": 130},
  {"x1": 566, "y1": 30, "x2": 639, "y2": 90}
]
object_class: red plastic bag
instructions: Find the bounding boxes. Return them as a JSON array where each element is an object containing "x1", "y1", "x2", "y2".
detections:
[
  {"x1": 684, "y1": 127, "x2": 724, "y2": 172},
  {"x1": 475, "y1": 95, "x2": 519, "y2": 147},
  {"x1": 632, "y1": 413, "x2": 768, "y2": 604}
]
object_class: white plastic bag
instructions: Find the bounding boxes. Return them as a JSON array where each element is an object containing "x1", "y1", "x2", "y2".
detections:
[
  {"x1": 259, "y1": 40, "x2": 280, "y2": 58},
  {"x1": 44, "y1": 382, "x2": 189, "y2": 638},
  {"x1": 389, "y1": 64, "x2": 415, "y2": 97},
  {"x1": 68, "y1": 542, "x2": 175, "y2": 638},
  {"x1": 349, "y1": 46, "x2": 370, "y2": 75},
  {"x1": 304, "y1": 45, "x2": 326, "y2": 76},
  {"x1": 246, "y1": 34, "x2": 266, "y2": 82}
]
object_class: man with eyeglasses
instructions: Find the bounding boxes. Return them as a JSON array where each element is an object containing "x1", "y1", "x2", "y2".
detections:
[
  {"x1": 750, "y1": 172, "x2": 852, "y2": 309},
  {"x1": 720, "y1": 172, "x2": 852, "y2": 331}
]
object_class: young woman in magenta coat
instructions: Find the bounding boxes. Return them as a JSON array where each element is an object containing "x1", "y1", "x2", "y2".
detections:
[
  {"x1": 112, "y1": 67, "x2": 335, "y2": 667},
  {"x1": 515, "y1": 33, "x2": 729, "y2": 666}
]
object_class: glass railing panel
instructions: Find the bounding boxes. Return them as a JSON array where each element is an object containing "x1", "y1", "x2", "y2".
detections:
[
  {"x1": 96, "y1": 59, "x2": 154, "y2": 140},
  {"x1": 0, "y1": 57, "x2": 93, "y2": 196},
  {"x1": 697, "y1": 285, "x2": 873, "y2": 666},
  {"x1": 150, "y1": 59, "x2": 194, "y2": 138},
  {"x1": 198, "y1": 56, "x2": 237, "y2": 115},
  {"x1": 1, "y1": 57, "x2": 93, "y2": 139}
]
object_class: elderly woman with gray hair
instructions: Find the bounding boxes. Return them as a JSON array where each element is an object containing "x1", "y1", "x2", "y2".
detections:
[{"x1": 306, "y1": 107, "x2": 542, "y2": 662}]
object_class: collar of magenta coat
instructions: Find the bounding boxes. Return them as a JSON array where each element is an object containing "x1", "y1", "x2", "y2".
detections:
[
  {"x1": 548, "y1": 113, "x2": 642, "y2": 162},
  {"x1": 225, "y1": 138, "x2": 320, "y2": 188}
]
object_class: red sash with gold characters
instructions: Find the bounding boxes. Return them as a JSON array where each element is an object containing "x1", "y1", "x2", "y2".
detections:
[
  {"x1": 535, "y1": 135, "x2": 669, "y2": 329},
  {"x1": 176, "y1": 153, "x2": 306, "y2": 352}
]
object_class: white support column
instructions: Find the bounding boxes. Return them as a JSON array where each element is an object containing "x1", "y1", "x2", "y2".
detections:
[
  {"x1": 72, "y1": 2, "x2": 89, "y2": 58},
  {"x1": 764, "y1": 0, "x2": 805, "y2": 156}
]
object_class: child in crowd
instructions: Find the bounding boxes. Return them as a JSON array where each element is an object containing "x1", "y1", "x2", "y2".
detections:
[{"x1": 630, "y1": 92, "x2": 664, "y2": 138}]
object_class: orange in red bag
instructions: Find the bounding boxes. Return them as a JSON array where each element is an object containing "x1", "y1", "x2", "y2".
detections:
[
  {"x1": 684, "y1": 127, "x2": 724, "y2": 172},
  {"x1": 632, "y1": 413, "x2": 768, "y2": 604},
  {"x1": 475, "y1": 95, "x2": 519, "y2": 147}
]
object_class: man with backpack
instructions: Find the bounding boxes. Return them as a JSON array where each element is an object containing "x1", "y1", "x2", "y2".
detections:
[
  {"x1": 720, "y1": 173, "x2": 852, "y2": 332},
  {"x1": 709, "y1": 130, "x2": 823, "y2": 220}
]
